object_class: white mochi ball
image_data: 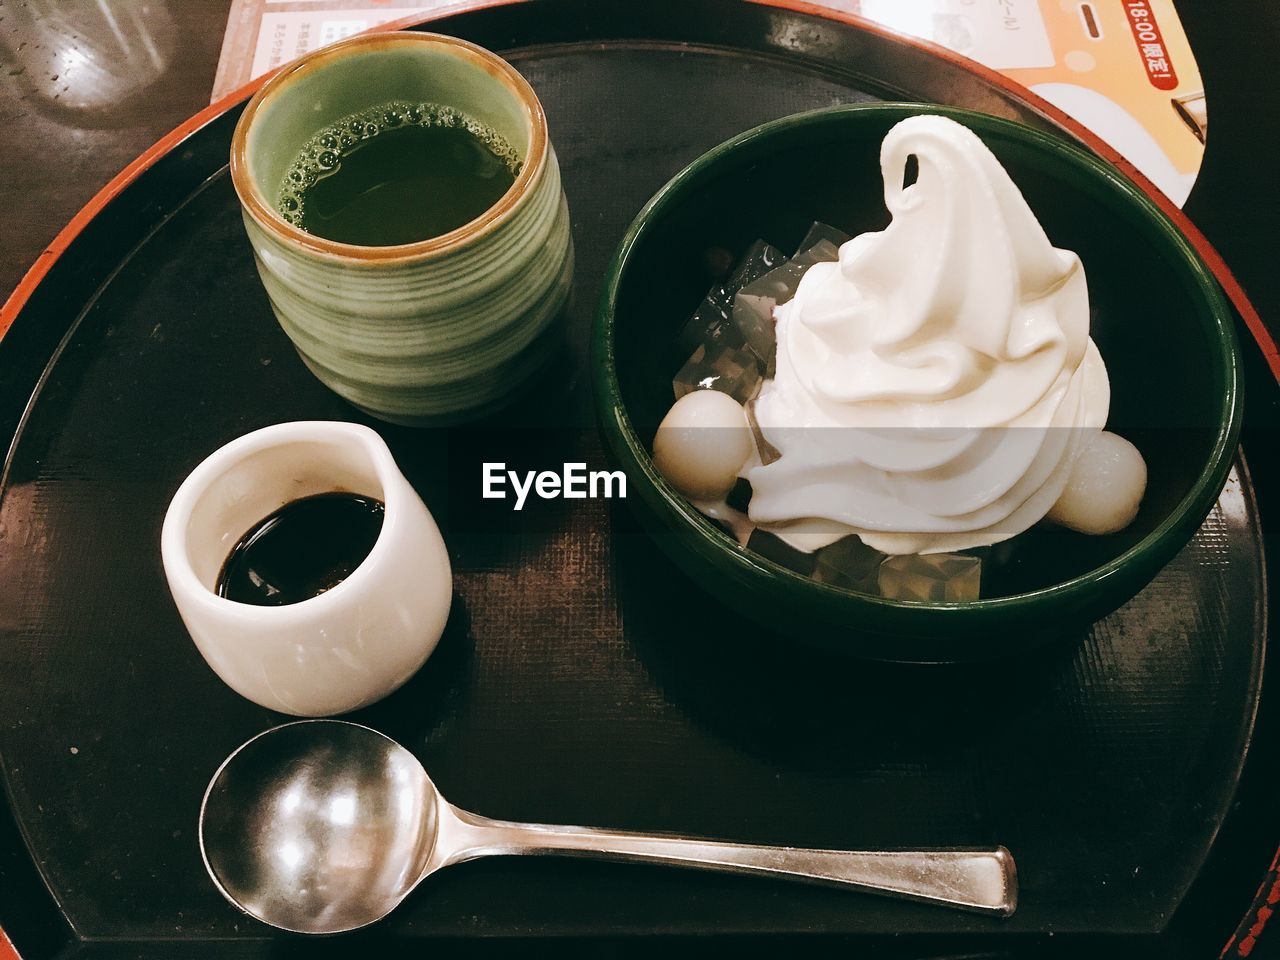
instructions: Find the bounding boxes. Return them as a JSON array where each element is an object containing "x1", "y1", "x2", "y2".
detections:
[
  {"x1": 652, "y1": 390, "x2": 752, "y2": 501},
  {"x1": 1048, "y1": 431, "x2": 1148, "y2": 535}
]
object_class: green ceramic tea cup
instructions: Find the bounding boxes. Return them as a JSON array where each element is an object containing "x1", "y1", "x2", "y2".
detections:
[{"x1": 231, "y1": 31, "x2": 573, "y2": 425}]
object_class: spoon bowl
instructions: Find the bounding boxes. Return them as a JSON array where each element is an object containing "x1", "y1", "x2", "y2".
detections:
[
  {"x1": 201, "y1": 720, "x2": 1017, "y2": 933},
  {"x1": 200, "y1": 721, "x2": 440, "y2": 934}
]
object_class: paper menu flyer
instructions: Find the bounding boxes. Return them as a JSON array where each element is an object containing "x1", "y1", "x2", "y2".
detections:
[{"x1": 213, "y1": 0, "x2": 1205, "y2": 205}]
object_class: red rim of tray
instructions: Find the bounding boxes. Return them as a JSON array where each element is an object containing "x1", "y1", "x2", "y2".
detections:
[{"x1": 0, "y1": 3, "x2": 1274, "y2": 957}]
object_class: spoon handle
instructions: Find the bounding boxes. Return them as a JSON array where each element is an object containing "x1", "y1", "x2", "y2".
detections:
[{"x1": 440, "y1": 806, "x2": 1016, "y2": 916}]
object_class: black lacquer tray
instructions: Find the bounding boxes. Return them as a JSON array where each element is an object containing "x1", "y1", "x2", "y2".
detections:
[{"x1": 1, "y1": 2, "x2": 1278, "y2": 957}]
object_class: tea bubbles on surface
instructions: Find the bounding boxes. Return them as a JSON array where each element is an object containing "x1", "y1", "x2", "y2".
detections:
[{"x1": 277, "y1": 100, "x2": 522, "y2": 247}]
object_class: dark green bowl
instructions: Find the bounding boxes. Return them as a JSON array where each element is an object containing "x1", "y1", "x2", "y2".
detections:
[{"x1": 593, "y1": 103, "x2": 1242, "y2": 662}]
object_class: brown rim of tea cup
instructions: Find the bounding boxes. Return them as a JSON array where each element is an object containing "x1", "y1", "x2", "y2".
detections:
[{"x1": 229, "y1": 31, "x2": 549, "y2": 264}]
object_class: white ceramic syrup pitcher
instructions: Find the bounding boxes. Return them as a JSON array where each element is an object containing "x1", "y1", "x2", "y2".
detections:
[{"x1": 161, "y1": 421, "x2": 452, "y2": 716}]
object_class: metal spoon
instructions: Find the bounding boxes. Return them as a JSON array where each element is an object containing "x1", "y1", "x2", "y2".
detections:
[{"x1": 199, "y1": 720, "x2": 1017, "y2": 934}]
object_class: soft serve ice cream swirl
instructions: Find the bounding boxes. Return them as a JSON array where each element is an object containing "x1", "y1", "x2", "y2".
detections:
[{"x1": 748, "y1": 115, "x2": 1110, "y2": 555}]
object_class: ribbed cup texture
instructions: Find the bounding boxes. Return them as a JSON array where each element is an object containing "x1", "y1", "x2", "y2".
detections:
[{"x1": 243, "y1": 149, "x2": 573, "y2": 424}]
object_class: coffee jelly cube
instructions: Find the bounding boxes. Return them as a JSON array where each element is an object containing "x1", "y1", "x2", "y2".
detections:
[
  {"x1": 672, "y1": 343, "x2": 763, "y2": 402},
  {"x1": 811, "y1": 536, "x2": 884, "y2": 593},
  {"x1": 675, "y1": 240, "x2": 787, "y2": 354},
  {"x1": 795, "y1": 220, "x2": 852, "y2": 256},
  {"x1": 731, "y1": 292, "x2": 777, "y2": 366},
  {"x1": 878, "y1": 553, "x2": 982, "y2": 603}
]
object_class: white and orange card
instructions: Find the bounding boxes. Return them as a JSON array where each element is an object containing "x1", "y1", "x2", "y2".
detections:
[{"x1": 213, "y1": 0, "x2": 1204, "y2": 204}]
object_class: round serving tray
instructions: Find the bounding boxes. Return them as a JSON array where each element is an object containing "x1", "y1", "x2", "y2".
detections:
[{"x1": 0, "y1": 2, "x2": 1276, "y2": 957}]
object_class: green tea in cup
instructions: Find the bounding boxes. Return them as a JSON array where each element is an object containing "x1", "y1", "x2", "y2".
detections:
[
  {"x1": 278, "y1": 101, "x2": 521, "y2": 246},
  {"x1": 230, "y1": 32, "x2": 574, "y2": 425}
]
